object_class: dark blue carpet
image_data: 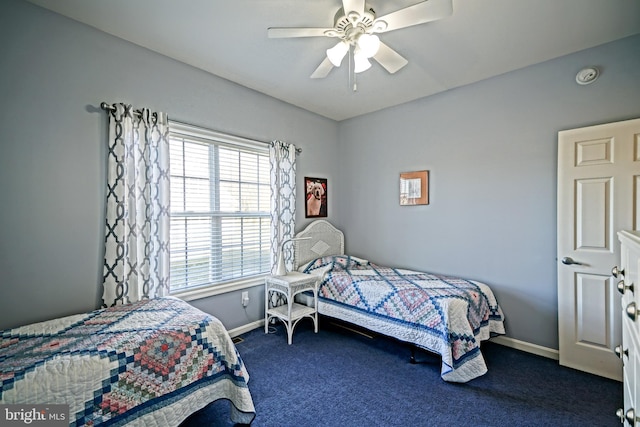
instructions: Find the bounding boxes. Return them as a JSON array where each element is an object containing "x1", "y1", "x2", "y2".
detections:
[{"x1": 181, "y1": 319, "x2": 622, "y2": 427}]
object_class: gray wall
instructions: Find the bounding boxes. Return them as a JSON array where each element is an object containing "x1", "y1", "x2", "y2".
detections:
[
  {"x1": 0, "y1": 0, "x2": 338, "y2": 331},
  {"x1": 2, "y1": 0, "x2": 640, "y2": 352},
  {"x1": 335, "y1": 34, "x2": 640, "y2": 350}
]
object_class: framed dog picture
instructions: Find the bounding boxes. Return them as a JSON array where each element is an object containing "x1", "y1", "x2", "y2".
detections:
[{"x1": 305, "y1": 177, "x2": 328, "y2": 218}]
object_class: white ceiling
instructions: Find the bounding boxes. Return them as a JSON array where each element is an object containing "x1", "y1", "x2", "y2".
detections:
[{"x1": 25, "y1": 0, "x2": 640, "y2": 121}]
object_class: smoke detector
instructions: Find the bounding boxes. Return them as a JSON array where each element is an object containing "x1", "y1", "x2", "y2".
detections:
[{"x1": 576, "y1": 67, "x2": 599, "y2": 85}]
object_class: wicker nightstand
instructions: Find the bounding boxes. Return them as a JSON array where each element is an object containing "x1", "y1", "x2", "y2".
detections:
[{"x1": 264, "y1": 272, "x2": 318, "y2": 344}]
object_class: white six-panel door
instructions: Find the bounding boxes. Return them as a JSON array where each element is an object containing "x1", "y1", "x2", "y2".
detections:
[{"x1": 558, "y1": 118, "x2": 640, "y2": 381}]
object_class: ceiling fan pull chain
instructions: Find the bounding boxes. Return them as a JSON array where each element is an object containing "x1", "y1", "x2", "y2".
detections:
[
  {"x1": 349, "y1": 44, "x2": 356, "y2": 92},
  {"x1": 353, "y1": 67, "x2": 358, "y2": 92}
]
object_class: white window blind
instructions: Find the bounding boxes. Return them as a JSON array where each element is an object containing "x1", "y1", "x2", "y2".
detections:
[{"x1": 169, "y1": 122, "x2": 271, "y2": 293}]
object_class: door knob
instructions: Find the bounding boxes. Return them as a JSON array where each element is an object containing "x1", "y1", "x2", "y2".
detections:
[
  {"x1": 626, "y1": 408, "x2": 636, "y2": 425},
  {"x1": 561, "y1": 257, "x2": 583, "y2": 265},
  {"x1": 617, "y1": 280, "x2": 634, "y2": 295},
  {"x1": 612, "y1": 265, "x2": 625, "y2": 278},
  {"x1": 615, "y1": 344, "x2": 629, "y2": 360},
  {"x1": 626, "y1": 302, "x2": 638, "y2": 322}
]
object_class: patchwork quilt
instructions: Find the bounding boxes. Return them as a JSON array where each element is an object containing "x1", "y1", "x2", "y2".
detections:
[
  {"x1": 0, "y1": 297, "x2": 255, "y2": 426},
  {"x1": 302, "y1": 256, "x2": 505, "y2": 382}
]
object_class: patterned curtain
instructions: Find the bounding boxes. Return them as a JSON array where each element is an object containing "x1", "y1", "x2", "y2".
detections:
[
  {"x1": 102, "y1": 104, "x2": 170, "y2": 307},
  {"x1": 269, "y1": 140, "x2": 298, "y2": 274}
]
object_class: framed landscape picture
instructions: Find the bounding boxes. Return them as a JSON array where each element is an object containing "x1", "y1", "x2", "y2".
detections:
[{"x1": 305, "y1": 177, "x2": 327, "y2": 218}]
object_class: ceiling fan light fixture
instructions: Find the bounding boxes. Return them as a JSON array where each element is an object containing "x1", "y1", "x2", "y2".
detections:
[
  {"x1": 269, "y1": 0, "x2": 454, "y2": 83},
  {"x1": 353, "y1": 51, "x2": 371, "y2": 73},
  {"x1": 357, "y1": 33, "x2": 380, "y2": 58},
  {"x1": 327, "y1": 41, "x2": 349, "y2": 67}
]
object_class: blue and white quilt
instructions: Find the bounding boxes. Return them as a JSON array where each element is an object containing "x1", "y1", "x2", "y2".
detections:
[
  {"x1": 0, "y1": 297, "x2": 255, "y2": 426},
  {"x1": 302, "y1": 256, "x2": 505, "y2": 382}
]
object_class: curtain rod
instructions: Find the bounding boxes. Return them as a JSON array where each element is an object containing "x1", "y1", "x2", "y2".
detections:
[
  {"x1": 100, "y1": 102, "x2": 301, "y2": 154},
  {"x1": 100, "y1": 102, "x2": 142, "y2": 116}
]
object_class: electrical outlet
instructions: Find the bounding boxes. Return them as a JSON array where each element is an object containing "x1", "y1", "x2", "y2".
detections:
[{"x1": 241, "y1": 291, "x2": 249, "y2": 307}]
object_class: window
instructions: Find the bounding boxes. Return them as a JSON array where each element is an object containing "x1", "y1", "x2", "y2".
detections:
[{"x1": 169, "y1": 122, "x2": 271, "y2": 295}]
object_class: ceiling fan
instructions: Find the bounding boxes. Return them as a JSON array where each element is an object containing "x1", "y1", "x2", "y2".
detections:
[{"x1": 268, "y1": 0, "x2": 453, "y2": 83}]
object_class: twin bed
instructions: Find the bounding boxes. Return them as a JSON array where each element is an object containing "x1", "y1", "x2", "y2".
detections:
[
  {"x1": 0, "y1": 297, "x2": 255, "y2": 426},
  {"x1": 292, "y1": 220, "x2": 505, "y2": 383},
  {"x1": 0, "y1": 220, "x2": 505, "y2": 426}
]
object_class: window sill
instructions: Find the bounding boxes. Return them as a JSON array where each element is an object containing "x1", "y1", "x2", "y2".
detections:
[{"x1": 171, "y1": 275, "x2": 268, "y2": 302}]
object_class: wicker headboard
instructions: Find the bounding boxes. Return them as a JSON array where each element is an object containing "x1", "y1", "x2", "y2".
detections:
[{"x1": 293, "y1": 220, "x2": 345, "y2": 271}]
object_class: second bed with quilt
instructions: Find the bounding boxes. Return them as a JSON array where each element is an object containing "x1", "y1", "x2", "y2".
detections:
[{"x1": 292, "y1": 220, "x2": 505, "y2": 383}]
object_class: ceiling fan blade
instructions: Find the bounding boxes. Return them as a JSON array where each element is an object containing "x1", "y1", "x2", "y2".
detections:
[
  {"x1": 372, "y1": 42, "x2": 408, "y2": 74},
  {"x1": 310, "y1": 57, "x2": 335, "y2": 79},
  {"x1": 342, "y1": 0, "x2": 365, "y2": 18},
  {"x1": 267, "y1": 27, "x2": 334, "y2": 38},
  {"x1": 372, "y1": 0, "x2": 453, "y2": 33}
]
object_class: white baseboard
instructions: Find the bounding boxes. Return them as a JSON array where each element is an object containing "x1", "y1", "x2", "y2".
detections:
[
  {"x1": 490, "y1": 335, "x2": 559, "y2": 360},
  {"x1": 227, "y1": 320, "x2": 560, "y2": 362},
  {"x1": 228, "y1": 319, "x2": 264, "y2": 338}
]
